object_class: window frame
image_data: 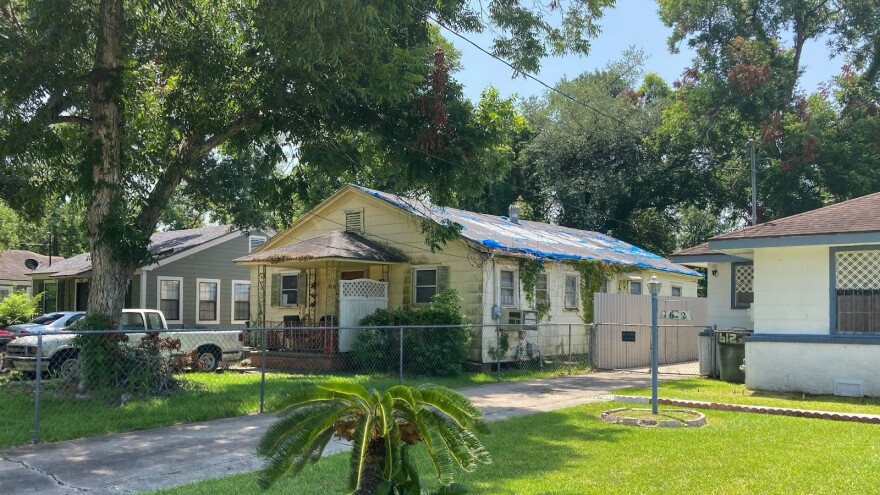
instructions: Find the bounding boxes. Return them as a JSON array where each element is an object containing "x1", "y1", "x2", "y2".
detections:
[
  {"x1": 196, "y1": 278, "x2": 221, "y2": 325},
  {"x1": 0, "y1": 285, "x2": 11, "y2": 301},
  {"x1": 231, "y1": 280, "x2": 251, "y2": 324},
  {"x1": 830, "y1": 246, "x2": 880, "y2": 335},
  {"x1": 671, "y1": 285, "x2": 682, "y2": 297},
  {"x1": 499, "y1": 269, "x2": 518, "y2": 308},
  {"x1": 730, "y1": 262, "x2": 754, "y2": 309},
  {"x1": 535, "y1": 273, "x2": 549, "y2": 305},
  {"x1": 279, "y1": 273, "x2": 299, "y2": 307},
  {"x1": 564, "y1": 274, "x2": 579, "y2": 310},
  {"x1": 156, "y1": 276, "x2": 184, "y2": 324},
  {"x1": 413, "y1": 268, "x2": 438, "y2": 305},
  {"x1": 629, "y1": 281, "x2": 642, "y2": 295}
]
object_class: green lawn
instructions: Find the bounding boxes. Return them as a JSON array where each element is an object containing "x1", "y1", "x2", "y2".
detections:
[
  {"x1": 149, "y1": 401, "x2": 880, "y2": 495},
  {"x1": 619, "y1": 377, "x2": 880, "y2": 415},
  {"x1": 0, "y1": 366, "x2": 585, "y2": 448}
]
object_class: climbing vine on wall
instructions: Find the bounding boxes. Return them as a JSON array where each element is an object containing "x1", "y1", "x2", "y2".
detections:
[
  {"x1": 519, "y1": 257, "x2": 551, "y2": 320},
  {"x1": 572, "y1": 260, "x2": 639, "y2": 323}
]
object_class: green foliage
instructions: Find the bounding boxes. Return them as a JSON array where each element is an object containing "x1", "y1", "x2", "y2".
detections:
[
  {"x1": 0, "y1": 200, "x2": 20, "y2": 251},
  {"x1": 517, "y1": 258, "x2": 550, "y2": 320},
  {"x1": 354, "y1": 289, "x2": 471, "y2": 377},
  {"x1": 487, "y1": 330, "x2": 510, "y2": 362},
  {"x1": 0, "y1": 291, "x2": 41, "y2": 327},
  {"x1": 421, "y1": 219, "x2": 464, "y2": 253},
  {"x1": 572, "y1": 260, "x2": 639, "y2": 323},
  {"x1": 257, "y1": 380, "x2": 490, "y2": 494}
]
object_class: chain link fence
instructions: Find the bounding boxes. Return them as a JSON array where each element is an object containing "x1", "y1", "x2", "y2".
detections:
[{"x1": 0, "y1": 323, "x2": 599, "y2": 445}]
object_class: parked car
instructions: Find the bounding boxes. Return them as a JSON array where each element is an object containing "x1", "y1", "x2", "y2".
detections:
[
  {"x1": 6, "y1": 309, "x2": 243, "y2": 377},
  {"x1": 0, "y1": 329, "x2": 15, "y2": 352},
  {"x1": 5, "y1": 312, "x2": 86, "y2": 334}
]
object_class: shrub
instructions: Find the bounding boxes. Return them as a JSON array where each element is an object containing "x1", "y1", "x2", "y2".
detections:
[
  {"x1": 0, "y1": 291, "x2": 42, "y2": 327},
  {"x1": 353, "y1": 289, "x2": 470, "y2": 376}
]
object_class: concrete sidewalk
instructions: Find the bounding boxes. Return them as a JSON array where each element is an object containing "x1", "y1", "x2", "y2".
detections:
[{"x1": 0, "y1": 371, "x2": 671, "y2": 495}]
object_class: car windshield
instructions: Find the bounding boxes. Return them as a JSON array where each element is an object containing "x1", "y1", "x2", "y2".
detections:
[{"x1": 30, "y1": 313, "x2": 65, "y2": 325}]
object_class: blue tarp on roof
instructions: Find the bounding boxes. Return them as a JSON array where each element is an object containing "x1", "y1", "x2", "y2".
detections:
[{"x1": 354, "y1": 185, "x2": 699, "y2": 277}]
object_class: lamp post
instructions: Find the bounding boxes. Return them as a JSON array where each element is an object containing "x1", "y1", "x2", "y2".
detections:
[{"x1": 647, "y1": 275, "x2": 662, "y2": 414}]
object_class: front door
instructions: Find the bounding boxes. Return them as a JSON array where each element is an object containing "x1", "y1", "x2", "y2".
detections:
[{"x1": 75, "y1": 281, "x2": 90, "y2": 311}]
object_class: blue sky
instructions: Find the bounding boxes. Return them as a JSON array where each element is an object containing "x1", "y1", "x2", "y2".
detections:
[{"x1": 445, "y1": 0, "x2": 844, "y2": 103}]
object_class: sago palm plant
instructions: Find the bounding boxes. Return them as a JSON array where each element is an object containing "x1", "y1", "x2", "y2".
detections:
[{"x1": 257, "y1": 380, "x2": 491, "y2": 494}]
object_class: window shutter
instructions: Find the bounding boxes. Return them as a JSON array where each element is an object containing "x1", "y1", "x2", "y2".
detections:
[
  {"x1": 437, "y1": 266, "x2": 450, "y2": 291},
  {"x1": 403, "y1": 269, "x2": 412, "y2": 308},
  {"x1": 270, "y1": 273, "x2": 280, "y2": 307},
  {"x1": 297, "y1": 271, "x2": 308, "y2": 306}
]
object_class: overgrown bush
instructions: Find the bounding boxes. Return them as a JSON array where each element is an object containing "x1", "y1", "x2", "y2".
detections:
[
  {"x1": 71, "y1": 314, "x2": 194, "y2": 396},
  {"x1": 0, "y1": 291, "x2": 42, "y2": 327},
  {"x1": 353, "y1": 289, "x2": 470, "y2": 376}
]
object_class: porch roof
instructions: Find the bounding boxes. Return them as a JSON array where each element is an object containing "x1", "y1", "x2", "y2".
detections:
[{"x1": 234, "y1": 230, "x2": 406, "y2": 265}]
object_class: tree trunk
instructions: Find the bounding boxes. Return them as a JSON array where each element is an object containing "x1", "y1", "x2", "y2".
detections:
[
  {"x1": 354, "y1": 438, "x2": 387, "y2": 495},
  {"x1": 86, "y1": 0, "x2": 130, "y2": 326}
]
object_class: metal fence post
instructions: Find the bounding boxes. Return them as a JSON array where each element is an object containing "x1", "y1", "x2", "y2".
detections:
[
  {"x1": 495, "y1": 326, "x2": 500, "y2": 382},
  {"x1": 568, "y1": 324, "x2": 572, "y2": 375},
  {"x1": 32, "y1": 332, "x2": 43, "y2": 445},
  {"x1": 399, "y1": 327, "x2": 404, "y2": 385},
  {"x1": 260, "y1": 327, "x2": 267, "y2": 414}
]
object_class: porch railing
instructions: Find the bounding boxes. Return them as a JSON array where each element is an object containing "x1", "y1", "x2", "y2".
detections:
[{"x1": 260, "y1": 321, "x2": 339, "y2": 354}]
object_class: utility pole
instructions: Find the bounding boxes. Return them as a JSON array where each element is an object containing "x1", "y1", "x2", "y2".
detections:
[{"x1": 749, "y1": 138, "x2": 757, "y2": 225}]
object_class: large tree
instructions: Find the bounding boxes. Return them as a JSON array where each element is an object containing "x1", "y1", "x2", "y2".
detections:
[{"x1": 0, "y1": 0, "x2": 615, "y2": 325}]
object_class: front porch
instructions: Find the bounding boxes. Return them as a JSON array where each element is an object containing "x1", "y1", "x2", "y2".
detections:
[{"x1": 236, "y1": 231, "x2": 408, "y2": 359}]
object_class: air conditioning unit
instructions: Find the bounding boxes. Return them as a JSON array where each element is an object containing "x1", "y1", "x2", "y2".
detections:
[{"x1": 500, "y1": 309, "x2": 538, "y2": 331}]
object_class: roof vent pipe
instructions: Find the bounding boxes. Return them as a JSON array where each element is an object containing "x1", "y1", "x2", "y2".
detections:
[{"x1": 508, "y1": 204, "x2": 521, "y2": 224}]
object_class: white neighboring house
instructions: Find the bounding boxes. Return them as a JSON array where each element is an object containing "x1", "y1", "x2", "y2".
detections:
[{"x1": 672, "y1": 192, "x2": 880, "y2": 397}]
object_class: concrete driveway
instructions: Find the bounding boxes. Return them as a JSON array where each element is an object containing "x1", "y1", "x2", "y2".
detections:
[{"x1": 0, "y1": 371, "x2": 676, "y2": 494}]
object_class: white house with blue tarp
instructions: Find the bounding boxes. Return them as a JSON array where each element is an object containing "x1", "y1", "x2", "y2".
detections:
[{"x1": 236, "y1": 185, "x2": 700, "y2": 363}]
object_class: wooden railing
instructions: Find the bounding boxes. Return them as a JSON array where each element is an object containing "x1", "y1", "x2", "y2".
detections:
[{"x1": 259, "y1": 321, "x2": 339, "y2": 354}]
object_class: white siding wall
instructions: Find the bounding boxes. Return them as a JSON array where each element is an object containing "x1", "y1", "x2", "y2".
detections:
[
  {"x1": 704, "y1": 262, "x2": 752, "y2": 330},
  {"x1": 747, "y1": 341, "x2": 880, "y2": 396},
  {"x1": 753, "y1": 245, "x2": 830, "y2": 334}
]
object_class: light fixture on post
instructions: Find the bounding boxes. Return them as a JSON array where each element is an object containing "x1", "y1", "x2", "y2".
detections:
[{"x1": 647, "y1": 275, "x2": 662, "y2": 415}]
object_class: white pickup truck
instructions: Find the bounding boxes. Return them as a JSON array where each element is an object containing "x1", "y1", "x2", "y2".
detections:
[{"x1": 6, "y1": 309, "x2": 243, "y2": 376}]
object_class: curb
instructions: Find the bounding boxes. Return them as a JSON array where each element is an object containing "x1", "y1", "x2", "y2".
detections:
[{"x1": 613, "y1": 395, "x2": 880, "y2": 425}]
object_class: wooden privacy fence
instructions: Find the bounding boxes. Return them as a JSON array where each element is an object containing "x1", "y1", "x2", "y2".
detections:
[{"x1": 591, "y1": 293, "x2": 707, "y2": 372}]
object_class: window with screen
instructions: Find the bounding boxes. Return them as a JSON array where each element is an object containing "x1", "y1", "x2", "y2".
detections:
[
  {"x1": 197, "y1": 280, "x2": 219, "y2": 323},
  {"x1": 233, "y1": 282, "x2": 250, "y2": 322},
  {"x1": 158, "y1": 278, "x2": 182, "y2": 321},
  {"x1": 564, "y1": 275, "x2": 578, "y2": 309},
  {"x1": 535, "y1": 274, "x2": 549, "y2": 305},
  {"x1": 280, "y1": 274, "x2": 298, "y2": 306},
  {"x1": 414, "y1": 268, "x2": 437, "y2": 304},
  {"x1": 500, "y1": 270, "x2": 516, "y2": 307}
]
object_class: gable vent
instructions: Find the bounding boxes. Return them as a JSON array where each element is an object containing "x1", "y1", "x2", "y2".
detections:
[
  {"x1": 345, "y1": 210, "x2": 363, "y2": 232},
  {"x1": 249, "y1": 235, "x2": 267, "y2": 253}
]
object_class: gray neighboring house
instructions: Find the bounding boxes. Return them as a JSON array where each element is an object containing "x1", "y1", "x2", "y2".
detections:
[
  {"x1": 29, "y1": 225, "x2": 271, "y2": 328},
  {"x1": 0, "y1": 250, "x2": 59, "y2": 300}
]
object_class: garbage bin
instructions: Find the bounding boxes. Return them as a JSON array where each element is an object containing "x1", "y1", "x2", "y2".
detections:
[
  {"x1": 698, "y1": 328, "x2": 717, "y2": 377},
  {"x1": 715, "y1": 329, "x2": 751, "y2": 383}
]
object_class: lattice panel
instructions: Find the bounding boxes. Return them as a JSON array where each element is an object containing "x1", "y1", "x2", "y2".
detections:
[
  {"x1": 341, "y1": 279, "x2": 388, "y2": 299},
  {"x1": 734, "y1": 264, "x2": 754, "y2": 292},
  {"x1": 836, "y1": 250, "x2": 880, "y2": 290}
]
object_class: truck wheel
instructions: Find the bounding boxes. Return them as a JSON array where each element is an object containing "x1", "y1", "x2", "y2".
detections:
[
  {"x1": 51, "y1": 350, "x2": 80, "y2": 380},
  {"x1": 196, "y1": 346, "x2": 221, "y2": 372}
]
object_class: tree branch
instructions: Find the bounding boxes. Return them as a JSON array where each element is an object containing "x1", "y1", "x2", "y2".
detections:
[
  {"x1": 51, "y1": 115, "x2": 93, "y2": 126},
  {"x1": 136, "y1": 113, "x2": 262, "y2": 233}
]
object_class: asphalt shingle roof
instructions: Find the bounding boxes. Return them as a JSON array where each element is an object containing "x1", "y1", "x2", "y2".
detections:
[
  {"x1": 235, "y1": 231, "x2": 406, "y2": 264},
  {"x1": 32, "y1": 225, "x2": 236, "y2": 277},
  {"x1": 712, "y1": 192, "x2": 880, "y2": 241},
  {"x1": 355, "y1": 185, "x2": 698, "y2": 277},
  {"x1": 0, "y1": 250, "x2": 60, "y2": 281}
]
